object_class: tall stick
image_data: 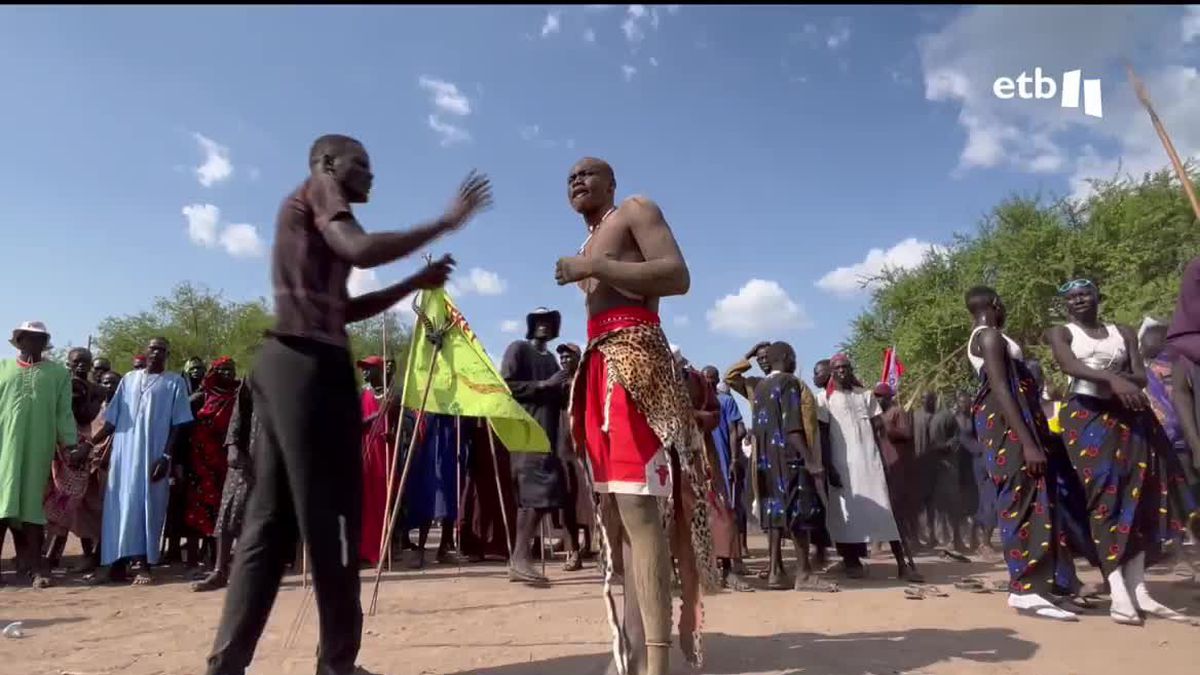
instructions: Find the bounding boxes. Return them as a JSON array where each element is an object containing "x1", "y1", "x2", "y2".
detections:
[
  {"x1": 455, "y1": 414, "x2": 463, "y2": 558},
  {"x1": 486, "y1": 422, "x2": 515, "y2": 559},
  {"x1": 381, "y1": 313, "x2": 392, "y2": 572},
  {"x1": 369, "y1": 340, "x2": 444, "y2": 616},
  {"x1": 379, "y1": 318, "x2": 415, "y2": 565},
  {"x1": 1126, "y1": 62, "x2": 1200, "y2": 222}
]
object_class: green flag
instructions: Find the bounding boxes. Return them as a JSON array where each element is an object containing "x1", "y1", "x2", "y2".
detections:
[{"x1": 401, "y1": 288, "x2": 550, "y2": 453}]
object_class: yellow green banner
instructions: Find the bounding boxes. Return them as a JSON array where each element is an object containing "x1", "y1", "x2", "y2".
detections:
[{"x1": 401, "y1": 288, "x2": 550, "y2": 453}]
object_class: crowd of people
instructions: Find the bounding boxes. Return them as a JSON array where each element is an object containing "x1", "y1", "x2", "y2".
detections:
[{"x1": 2, "y1": 135, "x2": 1199, "y2": 675}]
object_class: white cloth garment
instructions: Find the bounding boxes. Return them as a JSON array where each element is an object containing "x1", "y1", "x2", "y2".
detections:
[{"x1": 817, "y1": 387, "x2": 900, "y2": 544}]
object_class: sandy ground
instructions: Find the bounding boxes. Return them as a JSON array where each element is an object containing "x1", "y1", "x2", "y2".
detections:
[{"x1": 2, "y1": 536, "x2": 1199, "y2": 675}]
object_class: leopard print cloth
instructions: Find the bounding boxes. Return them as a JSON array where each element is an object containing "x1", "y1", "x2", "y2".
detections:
[{"x1": 569, "y1": 319, "x2": 721, "y2": 672}]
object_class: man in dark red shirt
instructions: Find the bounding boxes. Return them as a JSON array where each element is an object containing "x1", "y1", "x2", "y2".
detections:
[{"x1": 204, "y1": 134, "x2": 491, "y2": 675}]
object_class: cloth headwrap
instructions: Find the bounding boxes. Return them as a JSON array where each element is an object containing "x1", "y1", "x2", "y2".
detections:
[
  {"x1": 211, "y1": 356, "x2": 233, "y2": 369},
  {"x1": 873, "y1": 382, "x2": 893, "y2": 398},
  {"x1": 1138, "y1": 316, "x2": 1165, "y2": 344},
  {"x1": 826, "y1": 353, "x2": 864, "y2": 396}
]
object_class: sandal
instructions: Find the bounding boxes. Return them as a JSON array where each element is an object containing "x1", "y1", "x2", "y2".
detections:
[
  {"x1": 955, "y1": 578, "x2": 990, "y2": 593},
  {"x1": 910, "y1": 584, "x2": 948, "y2": 598},
  {"x1": 904, "y1": 587, "x2": 927, "y2": 600},
  {"x1": 191, "y1": 572, "x2": 228, "y2": 592},
  {"x1": 794, "y1": 575, "x2": 839, "y2": 593},
  {"x1": 1110, "y1": 610, "x2": 1145, "y2": 626},
  {"x1": 563, "y1": 551, "x2": 583, "y2": 572},
  {"x1": 726, "y1": 576, "x2": 755, "y2": 592}
]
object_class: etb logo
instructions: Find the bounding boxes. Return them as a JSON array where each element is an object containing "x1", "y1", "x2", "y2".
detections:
[{"x1": 992, "y1": 68, "x2": 1103, "y2": 119}]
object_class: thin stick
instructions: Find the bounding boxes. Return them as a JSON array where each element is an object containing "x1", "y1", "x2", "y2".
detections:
[
  {"x1": 486, "y1": 423, "x2": 515, "y2": 559},
  {"x1": 1126, "y1": 62, "x2": 1200, "y2": 222},
  {"x1": 540, "y1": 520, "x2": 547, "y2": 577},
  {"x1": 369, "y1": 340, "x2": 444, "y2": 616},
  {"x1": 901, "y1": 343, "x2": 968, "y2": 411},
  {"x1": 381, "y1": 312, "x2": 392, "y2": 572},
  {"x1": 379, "y1": 320, "x2": 416, "y2": 566},
  {"x1": 455, "y1": 414, "x2": 463, "y2": 560}
]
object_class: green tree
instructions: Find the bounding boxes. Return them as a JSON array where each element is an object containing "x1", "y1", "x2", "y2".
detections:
[
  {"x1": 843, "y1": 167, "x2": 1199, "y2": 407},
  {"x1": 93, "y1": 282, "x2": 413, "y2": 383}
]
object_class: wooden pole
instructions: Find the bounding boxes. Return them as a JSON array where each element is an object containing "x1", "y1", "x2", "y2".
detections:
[
  {"x1": 1126, "y1": 62, "x2": 1200, "y2": 222},
  {"x1": 381, "y1": 313, "x2": 392, "y2": 572},
  {"x1": 486, "y1": 423, "x2": 515, "y2": 560},
  {"x1": 379, "y1": 317, "x2": 416, "y2": 566},
  {"x1": 455, "y1": 414, "x2": 463, "y2": 559},
  {"x1": 369, "y1": 339, "x2": 444, "y2": 616}
]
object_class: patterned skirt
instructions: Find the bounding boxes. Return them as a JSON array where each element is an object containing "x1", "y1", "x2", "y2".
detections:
[
  {"x1": 1060, "y1": 395, "x2": 1200, "y2": 576},
  {"x1": 214, "y1": 466, "x2": 253, "y2": 540}
]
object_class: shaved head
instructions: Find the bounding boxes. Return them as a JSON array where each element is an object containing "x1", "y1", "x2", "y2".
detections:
[
  {"x1": 309, "y1": 134, "x2": 363, "y2": 169},
  {"x1": 568, "y1": 157, "x2": 617, "y2": 215}
]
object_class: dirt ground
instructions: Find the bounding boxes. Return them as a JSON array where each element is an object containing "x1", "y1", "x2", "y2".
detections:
[{"x1": 2, "y1": 536, "x2": 1199, "y2": 675}]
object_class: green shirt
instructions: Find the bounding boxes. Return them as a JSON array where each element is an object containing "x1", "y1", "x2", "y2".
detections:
[{"x1": 0, "y1": 359, "x2": 76, "y2": 524}]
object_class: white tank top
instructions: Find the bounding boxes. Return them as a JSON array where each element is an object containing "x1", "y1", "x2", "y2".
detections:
[
  {"x1": 1064, "y1": 322, "x2": 1128, "y2": 398},
  {"x1": 1065, "y1": 322, "x2": 1127, "y2": 367},
  {"x1": 967, "y1": 325, "x2": 1023, "y2": 374}
]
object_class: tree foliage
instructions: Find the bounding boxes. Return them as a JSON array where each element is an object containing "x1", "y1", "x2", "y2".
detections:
[
  {"x1": 843, "y1": 167, "x2": 1200, "y2": 406},
  {"x1": 93, "y1": 282, "x2": 412, "y2": 379}
]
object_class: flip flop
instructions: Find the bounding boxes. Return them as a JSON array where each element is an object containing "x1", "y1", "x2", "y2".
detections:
[
  {"x1": 794, "y1": 577, "x2": 839, "y2": 593},
  {"x1": 1110, "y1": 610, "x2": 1145, "y2": 626},
  {"x1": 909, "y1": 584, "x2": 948, "y2": 597},
  {"x1": 939, "y1": 549, "x2": 972, "y2": 563},
  {"x1": 1015, "y1": 606, "x2": 1080, "y2": 622},
  {"x1": 904, "y1": 587, "x2": 926, "y2": 600},
  {"x1": 1142, "y1": 606, "x2": 1197, "y2": 625},
  {"x1": 955, "y1": 578, "x2": 990, "y2": 593}
]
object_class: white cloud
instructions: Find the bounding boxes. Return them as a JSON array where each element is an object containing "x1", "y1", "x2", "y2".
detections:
[
  {"x1": 815, "y1": 238, "x2": 946, "y2": 297},
  {"x1": 182, "y1": 203, "x2": 264, "y2": 258},
  {"x1": 218, "y1": 223, "x2": 265, "y2": 258},
  {"x1": 541, "y1": 11, "x2": 561, "y2": 37},
  {"x1": 673, "y1": 315, "x2": 690, "y2": 327},
  {"x1": 706, "y1": 280, "x2": 812, "y2": 338},
  {"x1": 520, "y1": 124, "x2": 541, "y2": 141},
  {"x1": 447, "y1": 267, "x2": 507, "y2": 297},
  {"x1": 622, "y1": 64, "x2": 638, "y2": 81},
  {"x1": 182, "y1": 203, "x2": 219, "y2": 247},
  {"x1": 500, "y1": 319, "x2": 523, "y2": 334},
  {"x1": 584, "y1": 28, "x2": 597, "y2": 43},
  {"x1": 826, "y1": 25, "x2": 851, "y2": 50},
  {"x1": 192, "y1": 133, "x2": 233, "y2": 188},
  {"x1": 585, "y1": 4, "x2": 615, "y2": 10},
  {"x1": 1184, "y1": 6, "x2": 1200, "y2": 42},
  {"x1": 917, "y1": 6, "x2": 1200, "y2": 196},
  {"x1": 347, "y1": 267, "x2": 419, "y2": 324},
  {"x1": 622, "y1": 5, "x2": 648, "y2": 43},
  {"x1": 428, "y1": 114, "x2": 471, "y2": 147},
  {"x1": 418, "y1": 76, "x2": 472, "y2": 116},
  {"x1": 648, "y1": 56, "x2": 659, "y2": 67},
  {"x1": 348, "y1": 267, "x2": 381, "y2": 297}
]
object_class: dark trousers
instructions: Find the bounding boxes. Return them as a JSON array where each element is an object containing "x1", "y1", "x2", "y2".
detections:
[{"x1": 206, "y1": 336, "x2": 363, "y2": 675}]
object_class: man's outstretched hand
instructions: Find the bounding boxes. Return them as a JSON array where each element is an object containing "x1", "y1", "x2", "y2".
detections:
[
  {"x1": 444, "y1": 171, "x2": 493, "y2": 230},
  {"x1": 409, "y1": 254, "x2": 457, "y2": 290}
]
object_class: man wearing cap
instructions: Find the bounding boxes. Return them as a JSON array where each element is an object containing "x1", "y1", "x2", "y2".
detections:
[
  {"x1": 500, "y1": 307, "x2": 576, "y2": 583},
  {"x1": 0, "y1": 321, "x2": 80, "y2": 588}
]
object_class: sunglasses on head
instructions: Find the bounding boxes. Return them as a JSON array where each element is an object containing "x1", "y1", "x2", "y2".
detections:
[{"x1": 1058, "y1": 278, "x2": 1096, "y2": 295}]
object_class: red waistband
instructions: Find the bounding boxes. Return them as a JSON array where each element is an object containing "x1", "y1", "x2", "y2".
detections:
[{"x1": 587, "y1": 306, "x2": 661, "y2": 341}]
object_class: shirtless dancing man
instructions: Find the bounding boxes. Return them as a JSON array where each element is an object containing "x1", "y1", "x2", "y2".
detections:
[
  {"x1": 203, "y1": 134, "x2": 490, "y2": 675},
  {"x1": 557, "y1": 157, "x2": 719, "y2": 675}
]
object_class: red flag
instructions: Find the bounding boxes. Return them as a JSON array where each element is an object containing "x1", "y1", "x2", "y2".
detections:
[{"x1": 881, "y1": 347, "x2": 905, "y2": 391}]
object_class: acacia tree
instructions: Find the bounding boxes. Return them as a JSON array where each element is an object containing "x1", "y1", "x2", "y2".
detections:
[{"x1": 843, "y1": 167, "x2": 1199, "y2": 406}]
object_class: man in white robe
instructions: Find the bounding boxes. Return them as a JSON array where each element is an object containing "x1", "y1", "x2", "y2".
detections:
[{"x1": 817, "y1": 354, "x2": 921, "y2": 582}]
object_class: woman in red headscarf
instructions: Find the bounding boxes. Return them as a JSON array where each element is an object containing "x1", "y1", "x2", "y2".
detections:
[{"x1": 184, "y1": 358, "x2": 240, "y2": 555}]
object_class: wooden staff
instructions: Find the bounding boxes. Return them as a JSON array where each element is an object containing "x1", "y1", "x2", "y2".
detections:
[
  {"x1": 900, "y1": 342, "x2": 968, "y2": 411},
  {"x1": 455, "y1": 414, "x2": 463, "y2": 559},
  {"x1": 369, "y1": 337, "x2": 444, "y2": 617},
  {"x1": 379, "y1": 318, "x2": 416, "y2": 566},
  {"x1": 381, "y1": 312, "x2": 392, "y2": 572},
  {"x1": 1126, "y1": 62, "x2": 1200, "y2": 221},
  {"x1": 486, "y1": 423, "x2": 515, "y2": 559}
]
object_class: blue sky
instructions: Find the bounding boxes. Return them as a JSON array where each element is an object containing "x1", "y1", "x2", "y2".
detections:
[{"x1": 3, "y1": 5, "x2": 1198, "y2": 388}]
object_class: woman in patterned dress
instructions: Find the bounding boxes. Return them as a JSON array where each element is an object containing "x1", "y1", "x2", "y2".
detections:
[
  {"x1": 183, "y1": 358, "x2": 240, "y2": 563},
  {"x1": 966, "y1": 286, "x2": 1080, "y2": 621},
  {"x1": 1047, "y1": 279, "x2": 1199, "y2": 625}
]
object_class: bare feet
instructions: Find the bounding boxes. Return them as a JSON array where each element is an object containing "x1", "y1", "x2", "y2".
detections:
[
  {"x1": 508, "y1": 561, "x2": 549, "y2": 585},
  {"x1": 766, "y1": 573, "x2": 792, "y2": 591},
  {"x1": 31, "y1": 574, "x2": 53, "y2": 589},
  {"x1": 898, "y1": 565, "x2": 925, "y2": 583}
]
